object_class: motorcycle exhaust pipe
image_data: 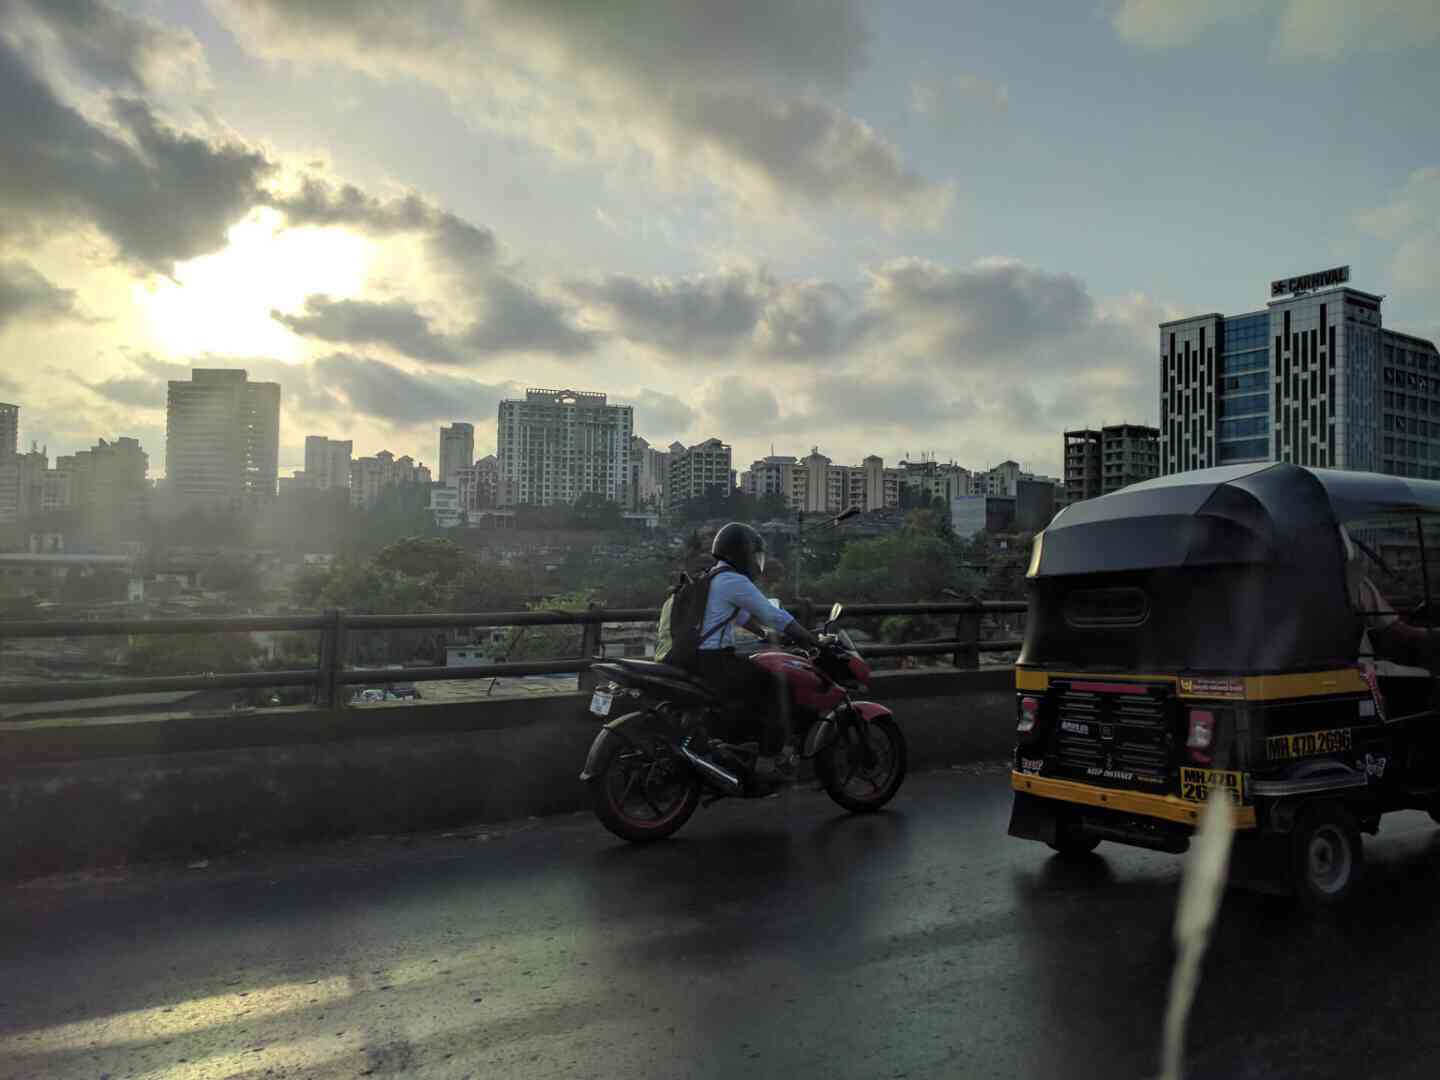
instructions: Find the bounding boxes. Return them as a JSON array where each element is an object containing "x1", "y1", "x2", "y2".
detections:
[{"x1": 678, "y1": 744, "x2": 743, "y2": 795}]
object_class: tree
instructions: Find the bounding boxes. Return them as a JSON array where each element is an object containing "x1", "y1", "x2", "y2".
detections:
[
  {"x1": 202, "y1": 555, "x2": 262, "y2": 603},
  {"x1": 374, "y1": 536, "x2": 466, "y2": 582},
  {"x1": 59, "y1": 568, "x2": 130, "y2": 605},
  {"x1": 503, "y1": 590, "x2": 594, "y2": 661},
  {"x1": 568, "y1": 493, "x2": 624, "y2": 531}
]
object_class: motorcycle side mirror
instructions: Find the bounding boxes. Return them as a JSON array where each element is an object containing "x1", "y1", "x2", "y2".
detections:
[
  {"x1": 768, "y1": 597, "x2": 783, "y2": 608},
  {"x1": 829, "y1": 602, "x2": 843, "y2": 624}
]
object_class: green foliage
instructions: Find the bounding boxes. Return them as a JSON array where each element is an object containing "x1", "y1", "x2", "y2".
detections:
[
  {"x1": 201, "y1": 555, "x2": 261, "y2": 601},
  {"x1": 127, "y1": 633, "x2": 263, "y2": 675},
  {"x1": 674, "y1": 488, "x2": 787, "y2": 525},
  {"x1": 374, "y1": 536, "x2": 465, "y2": 582},
  {"x1": 503, "y1": 590, "x2": 595, "y2": 661}
]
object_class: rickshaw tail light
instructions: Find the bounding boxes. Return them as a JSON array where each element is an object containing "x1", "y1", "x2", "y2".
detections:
[
  {"x1": 1186, "y1": 709, "x2": 1215, "y2": 763},
  {"x1": 1018, "y1": 696, "x2": 1040, "y2": 734}
]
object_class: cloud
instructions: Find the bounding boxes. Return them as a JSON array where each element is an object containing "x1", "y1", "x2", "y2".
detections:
[
  {"x1": 910, "y1": 76, "x2": 1009, "y2": 119},
  {"x1": 700, "y1": 375, "x2": 782, "y2": 437},
  {"x1": 0, "y1": 39, "x2": 272, "y2": 272},
  {"x1": 213, "y1": 0, "x2": 946, "y2": 224},
  {"x1": 463, "y1": 275, "x2": 597, "y2": 356},
  {"x1": 0, "y1": 260, "x2": 85, "y2": 329},
  {"x1": 1112, "y1": 0, "x2": 1439, "y2": 56},
  {"x1": 625, "y1": 389, "x2": 695, "y2": 442},
  {"x1": 1356, "y1": 166, "x2": 1440, "y2": 293},
  {"x1": 272, "y1": 295, "x2": 462, "y2": 364},
  {"x1": 569, "y1": 267, "x2": 858, "y2": 360},
  {"x1": 7, "y1": 0, "x2": 209, "y2": 92},
  {"x1": 261, "y1": 177, "x2": 496, "y2": 276},
  {"x1": 314, "y1": 353, "x2": 518, "y2": 425}
]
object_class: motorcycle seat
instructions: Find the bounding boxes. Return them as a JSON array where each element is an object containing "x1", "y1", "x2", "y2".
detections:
[{"x1": 613, "y1": 658, "x2": 709, "y2": 686}]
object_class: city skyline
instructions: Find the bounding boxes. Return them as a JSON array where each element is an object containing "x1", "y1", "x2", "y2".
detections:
[{"x1": 1, "y1": 3, "x2": 1433, "y2": 486}]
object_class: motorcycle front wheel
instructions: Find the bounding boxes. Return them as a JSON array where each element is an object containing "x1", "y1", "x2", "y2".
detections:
[
  {"x1": 815, "y1": 715, "x2": 907, "y2": 814},
  {"x1": 587, "y1": 723, "x2": 702, "y2": 843}
]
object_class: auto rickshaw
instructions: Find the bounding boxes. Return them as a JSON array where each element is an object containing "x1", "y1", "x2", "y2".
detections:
[{"x1": 1009, "y1": 462, "x2": 1440, "y2": 904}]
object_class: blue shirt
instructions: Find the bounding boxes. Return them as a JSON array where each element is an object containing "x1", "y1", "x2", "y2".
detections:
[{"x1": 698, "y1": 563, "x2": 796, "y2": 650}]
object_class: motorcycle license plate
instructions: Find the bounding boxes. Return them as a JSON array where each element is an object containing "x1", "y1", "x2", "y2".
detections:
[{"x1": 589, "y1": 689, "x2": 613, "y2": 717}]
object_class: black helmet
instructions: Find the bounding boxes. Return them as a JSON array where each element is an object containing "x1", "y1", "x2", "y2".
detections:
[{"x1": 711, "y1": 522, "x2": 767, "y2": 581}]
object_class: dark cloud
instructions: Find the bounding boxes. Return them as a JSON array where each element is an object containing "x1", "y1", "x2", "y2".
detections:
[
  {"x1": 0, "y1": 39, "x2": 271, "y2": 271},
  {"x1": 314, "y1": 353, "x2": 517, "y2": 425},
  {"x1": 81, "y1": 355, "x2": 338, "y2": 416},
  {"x1": 701, "y1": 375, "x2": 781, "y2": 437},
  {"x1": 864, "y1": 259, "x2": 1094, "y2": 363},
  {"x1": 569, "y1": 268, "x2": 858, "y2": 360},
  {"x1": 84, "y1": 374, "x2": 166, "y2": 409},
  {"x1": 625, "y1": 389, "x2": 695, "y2": 441},
  {"x1": 215, "y1": 0, "x2": 943, "y2": 221},
  {"x1": 273, "y1": 295, "x2": 461, "y2": 364},
  {"x1": 0, "y1": 259, "x2": 84, "y2": 329},
  {"x1": 463, "y1": 275, "x2": 597, "y2": 356},
  {"x1": 261, "y1": 177, "x2": 496, "y2": 276},
  {"x1": 10, "y1": 0, "x2": 207, "y2": 92}
]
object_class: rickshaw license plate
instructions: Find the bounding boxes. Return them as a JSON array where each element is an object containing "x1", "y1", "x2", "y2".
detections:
[
  {"x1": 1179, "y1": 767, "x2": 1244, "y2": 805},
  {"x1": 589, "y1": 689, "x2": 613, "y2": 717}
]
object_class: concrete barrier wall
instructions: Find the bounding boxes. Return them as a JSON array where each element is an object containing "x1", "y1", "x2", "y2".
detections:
[{"x1": 0, "y1": 669, "x2": 1017, "y2": 881}]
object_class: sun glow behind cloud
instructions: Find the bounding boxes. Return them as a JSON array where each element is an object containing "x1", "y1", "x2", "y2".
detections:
[{"x1": 132, "y1": 208, "x2": 372, "y2": 360}]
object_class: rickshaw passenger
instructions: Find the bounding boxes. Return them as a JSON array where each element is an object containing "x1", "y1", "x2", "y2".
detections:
[{"x1": 1343, "y1": 528, "x2": 1440, "y2": 673}]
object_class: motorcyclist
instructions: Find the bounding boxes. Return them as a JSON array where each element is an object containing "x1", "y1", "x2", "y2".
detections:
[{"x1": 697, "y1": 522, "x2": 819, "y2": 782}]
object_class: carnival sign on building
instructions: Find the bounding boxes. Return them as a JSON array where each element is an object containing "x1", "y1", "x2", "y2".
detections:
[{"x1": 1270, "y1": 265, "x2": 1350, "y2": 298}]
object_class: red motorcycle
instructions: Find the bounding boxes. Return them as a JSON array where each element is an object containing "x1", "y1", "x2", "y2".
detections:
[{"x1": 580, "y1": 604, "x2": 907, "y2": 842}]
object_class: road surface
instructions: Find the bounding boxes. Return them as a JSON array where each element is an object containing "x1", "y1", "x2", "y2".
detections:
[{"x1": 3, "y1": 766, "x2": 1440, "y2": 1079}]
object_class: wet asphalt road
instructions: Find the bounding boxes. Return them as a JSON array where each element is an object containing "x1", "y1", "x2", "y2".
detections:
[{"x1": 3, "y1": 766, "x2": 1440, "y2": 1080}]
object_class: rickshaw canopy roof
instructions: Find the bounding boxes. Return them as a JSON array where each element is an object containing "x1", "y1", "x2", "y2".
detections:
[{"x1": 1037, "y1": 463, "x2": 1440, "y2": 578}]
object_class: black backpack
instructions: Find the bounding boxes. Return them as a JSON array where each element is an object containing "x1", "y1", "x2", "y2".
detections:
[{"x1": 656, "y1": 565, "x2": 739, "y2": 671}]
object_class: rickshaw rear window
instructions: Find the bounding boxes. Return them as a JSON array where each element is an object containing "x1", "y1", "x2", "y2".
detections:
[{"x1": 1063, "y1": 587, "x2": 1149, "y2": 628}]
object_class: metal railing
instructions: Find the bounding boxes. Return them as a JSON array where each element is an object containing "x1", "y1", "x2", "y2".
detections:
[{"x1": 0, "y1": 600, "x2": 1026, "y2": 707}]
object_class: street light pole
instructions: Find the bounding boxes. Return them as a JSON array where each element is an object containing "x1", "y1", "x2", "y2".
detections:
[{"x1": 794, "y1": 509, "x2": 804, "y2": 600}]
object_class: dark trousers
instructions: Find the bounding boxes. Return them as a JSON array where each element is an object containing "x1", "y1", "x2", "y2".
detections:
[{"x1": 695, "y1": 649, "x2": 791, "y2": 754}]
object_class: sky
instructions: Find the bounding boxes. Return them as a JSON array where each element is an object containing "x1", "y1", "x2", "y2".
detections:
[{"x1": 0, "y1": 0, "x2": 1436, "y2": 483}]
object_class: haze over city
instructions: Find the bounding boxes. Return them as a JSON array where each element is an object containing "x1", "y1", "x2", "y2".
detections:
[{"x1": 2, "y1": 0, "x2": 1435, "y2": 482}]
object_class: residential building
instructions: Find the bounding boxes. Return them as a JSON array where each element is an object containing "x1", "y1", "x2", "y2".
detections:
[
  {"x1": 740, "y1": 455, "x2": 806, "y2": 508},
  {"x1": 1064, "y1": 425, "x2": 1160, "y2": 502},
  {"x1": 278, "y1": 473, "x2": 307, "y2": 496},
  {"x1": 740, "y1": 451, "x2": 902, "y2": 514},
  {"x1": 668, "y1": 437, "x2": 734, "y2": 511},
  {"x1": 0, "y1": 446, "x2": 48, "y2": 524},
  {"x1": 0, "y1": 402, "x2": 17, "y2": 462},
  {"x1": 1160, "y1": 265, "x2": 1440, "y2": 477},
  {"x1": 897, "y1": 458, "x2": 970, "y2": 504},
  {"x1": 438, "y1": 423, "x2": 475, "y2": 490},
  {"x1": 496, "y1": 389, "x2": 632, "y2": 507},
  {"x1": 349, "y1": 450, "x2": 433, "y2": 509},
  {"x1": 303, "y1": 436, "x2": 353, "y2": 491},
  {"x1": 70, "y1": 437, "x2": 150, "y2": 537},
  {"x1": 164, "y1": 369, "x2": 280, "y2": 511},
  {"x1": 628, "y1": 436, "x2": 671, "y2": 513}
]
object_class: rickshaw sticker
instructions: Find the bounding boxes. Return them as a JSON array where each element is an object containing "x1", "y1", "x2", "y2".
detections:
[
  {"x1": 1179, "y1": 677, "x2": 1245, "y2": 700},
  {"x1": 1364, "y1": 753, "x2": 1388, "y2": 779},
  {"x1": 1265, "y1": 728, "x2": 1353, "y2": 761},
  {"x1": 1019, "y1": 757, "x2": 1044, "y2": 774},
  {"x1": 1179, "y1": 767, "x2": 1244, "y2": 805}
]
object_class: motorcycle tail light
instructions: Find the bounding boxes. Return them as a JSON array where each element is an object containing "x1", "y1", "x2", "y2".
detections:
[
  {"x1": 1186, "y1": 709, "x2": 1215, "y2": 765},
  {"x1": 1018, "y1": 696, "x2": 1040, "y2": 734}
]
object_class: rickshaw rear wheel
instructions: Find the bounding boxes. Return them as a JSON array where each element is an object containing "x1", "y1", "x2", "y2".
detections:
[
  {"x1": 1290, "y1": 802, "x2": 1363, "y2": 907},
  {"x1": 1047, "y1": 820, "x2": 1101, "y2": 859}
]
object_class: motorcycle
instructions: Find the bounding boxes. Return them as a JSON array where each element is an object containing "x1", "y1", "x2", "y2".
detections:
[{"x1": 579, "y1": 603, "x2": 908, "y2": 842}]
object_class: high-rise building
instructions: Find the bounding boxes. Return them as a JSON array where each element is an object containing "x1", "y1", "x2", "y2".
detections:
[
  {"x1": 668, "y1": 438, "x2": 734, "y2": 512},
  {"x1": 70, "y1": 437, "x2": 149, "y2": 537},
  {"x1": 740, "y1": 451, "x2": 903, "y2": 513},
  {"x1": 0, "y1": 445, "x2": 47, "y2": 524},
  {"x1": 164, "y1": 369, "x2": 280, "y2": 511},
  {"x1": 303, "y1": 436, "x2": 353, "y2": 491},
  {"x1": 1160, "y1": 266, "x2": 1440, "y2": 476},
  {"x1": 0, "y1": 402, "x2": 17, "y2": 462},
  {"x1": 438, "y1": 423, "x2": 475, "y2": 490},
  {"x1": 349, "y1": 450, "x2": 432, "y2": 509},
  {"x1": 628, "y1": 436, "x2": 671, "y2": 513},
  {"x1": 496, "y1": 389, "x2": 632, "y2": 507},
  {"x1": 741, "y1": 455, "x2": 806, "y2": 508},
  {"x1": 1064, "y1": 425, "x2": 1160, "y2": 502}
]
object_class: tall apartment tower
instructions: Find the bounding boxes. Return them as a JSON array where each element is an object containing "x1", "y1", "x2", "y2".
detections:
[
  {"x1": 303, "y1": 436, "x2": 353, "y2": 490},
  {"x1": 0, "y1": 402, "x2": 17, "y2": 462},
  {"x1": 667, "y1": 437, "x2": 733, "y2": 513},
  {"x1": 438, "y1": 422, "x2": 475, "y2": 490},
  {"x1": 496, "y1": 389, "x2": 632, "y2": 507},
  {"x1": 1160, "y1": 266, "x2": 1440, "y2": 477},
  {"x1": 165, "y1": 369, "x2": 280, "y2": 511}
]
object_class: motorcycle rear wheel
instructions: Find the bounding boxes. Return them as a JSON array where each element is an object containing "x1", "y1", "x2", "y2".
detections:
[
  {"x1": 816, "y1": 716, "x2": 907, "y2": 814},
  {"x1": 588, "y1": 730, "x2": 702, "y2": 843}
]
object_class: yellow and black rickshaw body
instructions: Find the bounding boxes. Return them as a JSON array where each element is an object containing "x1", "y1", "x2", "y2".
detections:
[{"x1": 1009, "y1": 463, "x2": 1440, "y2": 901}]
